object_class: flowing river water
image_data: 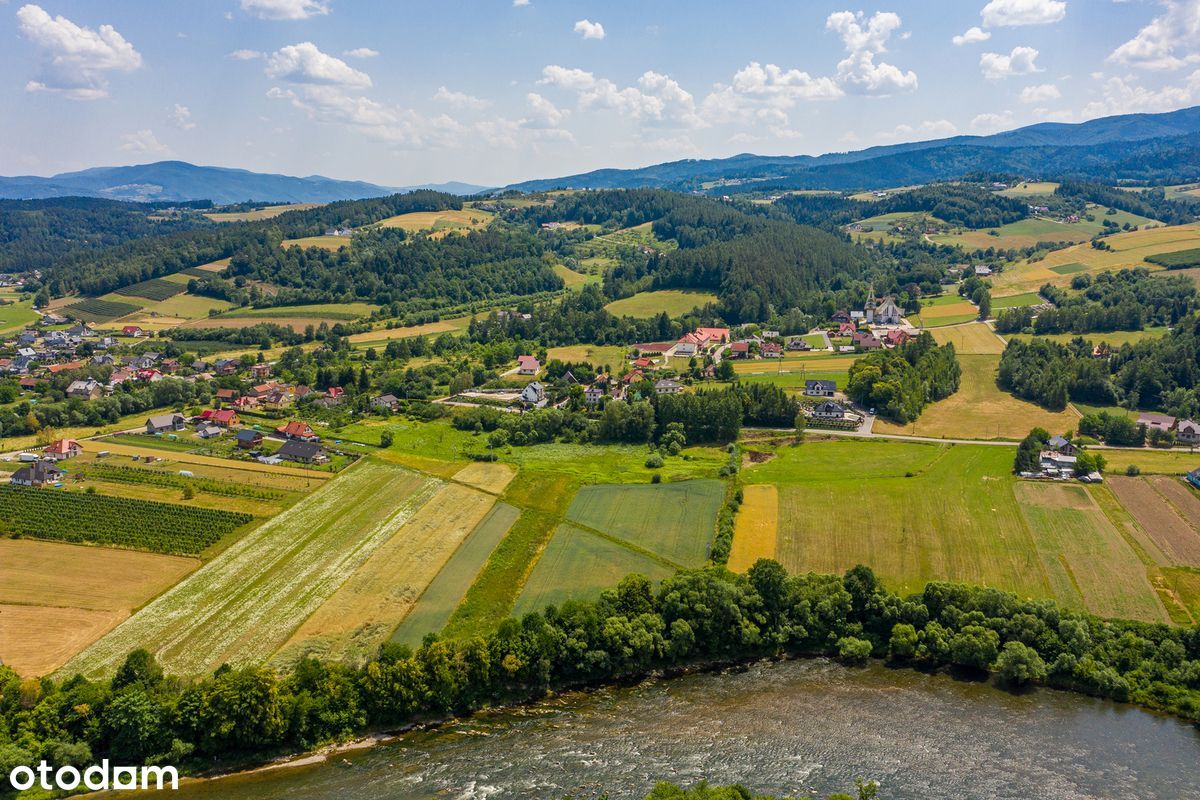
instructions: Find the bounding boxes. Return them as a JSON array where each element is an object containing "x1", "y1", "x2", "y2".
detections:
[{"x1": 153, "y1": 660, "x2": 1199, "y2": 800}]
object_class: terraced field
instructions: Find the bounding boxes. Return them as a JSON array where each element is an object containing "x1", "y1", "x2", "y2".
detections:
[{"x1": 61, "y1": 461, "x2": 438, "y2": 678}]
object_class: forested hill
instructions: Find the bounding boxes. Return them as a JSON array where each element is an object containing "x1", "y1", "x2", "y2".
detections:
[
  {"x1": 520, "y1": 189, "x2": 875, "y2": 321},
  {"x1": 504, "y1": 106, "x2": 1200, "y2": 193}
]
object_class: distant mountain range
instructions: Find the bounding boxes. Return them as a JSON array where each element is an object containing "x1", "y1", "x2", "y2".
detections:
[
  {"x1": 0, "y1": 161, "x2": 490, "y2": 204},
  {"x1": 504, "y1": 106, "x2": 1200, "y2": 193}
]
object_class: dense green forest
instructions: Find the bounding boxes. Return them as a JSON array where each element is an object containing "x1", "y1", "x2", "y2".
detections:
[
  {"x1": 994, "y1": 269, "x2": 1197, "y2": 335},
  {"x1": 846, "y1": 334, "x2": 961, "y2": 423},
  {"x1": 1, "y1": 563, "x2": 1196, "y2": 792},
  {"x1": 0, "y1": 197, "x2": 209, "y2": 275},
  {"x1": 998, "y1": 315, "x2": 1200, "y2": 413}
]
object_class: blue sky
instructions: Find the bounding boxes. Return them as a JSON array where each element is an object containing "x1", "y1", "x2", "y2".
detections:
[{"x1": 2, "y1": 0, "x2": 1199, "y2": 187}]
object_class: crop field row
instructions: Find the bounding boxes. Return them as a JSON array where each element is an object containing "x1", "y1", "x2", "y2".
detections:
[
  {"x1": 1146, "y1": 247, "x2": 1200, "y2": 269},
  {"x1": 275, "y1": 482, "x2": 496, "y2": 666},
  {"x1": 0, "y1": 485, "x2": 253, "y2": 555},
  {"x1": 60, "y1": 297, "x2": 142, "y2": 322},
  {"x1": 61, "y1": 461, "x2": 439, "y2": 678},
  {"x1": 113, "y1": 277, "x2": 186, "y2": 301},
  {"x1": 1108, "y1": 476, "x2": 1200, "y2": 567},
  {"x1": 205, "y1": 203, "x2": 322, "y2": 222},
  {"x1": 0, "y1": 539, "x2": 197, "y2": 677},
  {"x1": 740, "y1": 440, "x2": 1168, "y2": 622}
]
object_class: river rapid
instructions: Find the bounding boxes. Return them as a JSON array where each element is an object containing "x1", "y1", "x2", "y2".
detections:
[{"x1": 151, "y1": 659, "x2": 1200, "y2": 800}]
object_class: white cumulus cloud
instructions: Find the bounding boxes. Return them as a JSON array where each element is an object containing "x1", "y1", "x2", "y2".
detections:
[
  {"x1": 971, "y1": 111, "x2": 1015, "y2": 132},
  {"x1": 16, "y1": 4, "x2": 142, "y2": 100},
  {"x1": 826, "y1": 10, "x2": 917, "y2": 95},
  {"x1": 1108, "y1": 0, "x2": 1200, "y2": 71},
  {"x1": 120, "y1": 129, "x2": 171, "y2": 156},
  {"x1": 952, "y1": 26, "x2": 991, "y2": 46},
  {"x1": 227, "y1": 49, "x2": 263, "y2": 60},
  {"x1": 433, "y1": 86, "x2": 489, "y2": 110},
  {"x1": 240, "y1": 0, "x2": 330, "y2": 20},
  {"x1": 266, "y1": 42, "x2": 371, "y2": 87},
  {"x1": 981, "y1": 0, "x2": 1066, "y2": 27},
  {"x1": 343, "y1": 47, "x2": 379, "y2": 59},
  {"x1": 573, "y1": 19, "x2": 605, "y2": 40},
  {"x1": 1079, "y1": 70, "x2": 1200, "y2": 118},
  {"x1": 538, "y1": 65, "x2": 703, "y2": 128},
  {"x1": 1020, "y1": 83, "x2": 1061, "y2": 103},
  {"x1": 171, "y1": 104, "x2": 195, "y2": 129},
  {"x1": 981, "y1": 46, "x2": 1042, "y2": 79}
]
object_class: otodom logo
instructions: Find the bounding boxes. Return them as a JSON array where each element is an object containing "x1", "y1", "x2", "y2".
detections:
[{"x1": 8, "y1": 760, "x2": 178, "y2": 792}]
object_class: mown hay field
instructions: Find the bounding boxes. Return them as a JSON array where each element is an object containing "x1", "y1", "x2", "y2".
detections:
[
  {"x1": 991, "y1": 224, "x2": 1200, "y2": 294},
  {"x1": 454, "y1": 461, "x2": 516, "y2": 494},
  {"x1": 375, "y1": 207, "x2": 494, "y2": 232},
  {"x1": 391, "y1": 502, "x2": 520, "y2": 646},
  {"x1": 1108, "y1": 476, "x2": 1200, "y2": 566},
  {"x1": 0, "y1": 539, "x2": 197, "y2": 676},
  {"x1": 205, "y1": 203, "x2": 322, "y2": 222},
  {"x1": 1101, "y1": 449, "x2": 1200, "y2": 476},
  {"x1": 1004, "y1": 327, "x2": 1169, "y2": 348},
  {"x1": 546, "y1": 343, "x2": 629, "y2": 370},
  {"x1": 61, "y1": 461, "x2": 438, "y2": 678},
  {"x1": 513, "y1": 525, "x2": 675, "y2": 615},
  {"x1": 872, "y1": 353, "x2": 1080, "y2": 440},
  {"x1": 743, "y1": 439, "x2": 1166, "y2": 621},
  {"x1": 348, "y1": 313, "x2": 478, "y2": 347},
  {"x1": 727, "y1": 484, "x2": 778, "y2": 572},
  {"x1": 930, "y1": 322, "x2": 1005, "y2": 355},
  {"x1": 280, "y1": 234, "x2": 351, "y2": 251},
  {"x1": 604, "y1": 289, "x2": 718, "y2": 318},
  {"x1": 564, "y1": 479, "x2": 724, "y2": 566},
  {"x1": 275, "y1": 483, "x2": 495, "y2": 665},
  {"x1": 911, "y1": 294, "x2": 978, "y2": 327},
  {"x1": 554, "y1": 263, "x2": 599, "y2": 289}
]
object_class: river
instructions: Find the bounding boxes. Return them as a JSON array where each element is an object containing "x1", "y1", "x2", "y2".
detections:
[{"x1": 155, "y1": 659, "x2": 1199, "y2": 800}]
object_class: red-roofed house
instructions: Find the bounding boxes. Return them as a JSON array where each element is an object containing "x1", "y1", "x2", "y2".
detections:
[
  {"x1": 837, "y1": 322, "x2": 857, "y2": 336},
  {"x1": 728, "y1": 341, "x2": 750, "y2": 358},
  {"x1": 884, "y1": 329, "x2": 911, "y2": 347},
  {"x1": 251, "y1": 363, "x2": 271, "y2": 380},
  {"x1": 622, "y1": 369, "x2": 644, "y2": 385},
  {"x1": 215, "y1": 388, "x2": 239, "y2": 402},
  {"x1": 121, "y1": 325, "x2": 144, "y2": 337},
  {"x1": 326, "y1": 386, "x2": 345, "y2": 400},
  {"x1": 276, "y1": 420, "x2": 319, "y2": 441},
  {"x1": 211, "y1": 409, "x2": 240, "y2": 427},
  {"x1": 47, "y1": 361, "x2": 84, "y2": 375},
  {"x1": 232, "y1": 395, "x2": 259, "y2": 410},
  {"x1": 42, "y1": 438, "x2": 83, "y2": 460},
  {"x1": 695, "y1": 327, "x2": 730, "y2": 344},
  {"x1": 517, "y1": 355, "x2": 540, "y2": 375},
  {"x1": 761, "y1": 342, "x2": 783, "y2": 358}
]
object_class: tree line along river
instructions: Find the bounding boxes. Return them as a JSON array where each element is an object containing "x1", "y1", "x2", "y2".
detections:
[{"x1": 120, "y1": 659, "x2": 1200, "y2": 800}]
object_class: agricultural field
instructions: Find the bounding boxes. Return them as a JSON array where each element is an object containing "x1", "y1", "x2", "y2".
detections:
[
  {"x1": 274, "y1": 482, "x2": 494, "y2": 665},
  {"x1": 347, "y1": 313, "x2": 479, "y2": 348},
  {"x1": 604, "y1": 289, "x2": 718, "y2": 318},
  {"x1": 990, "y1": 292, "x2": 1043, "y2": 310},
  {"x1": 930, "y1": 207, "x2": 1158, "y2": 251},
  {"x1": 1101, "y1": 448, "x2": 1200, "y2": 476},
  {"x1": 911, "y1": 294, "x2": 978, "y2": 327},
  {"x1": 280, "y1": 234, "x2": 351, "y2": 251},
  {"x1": 113, "y1": 277, "x2": 186, "y2": 301},
  {"x1": 546, "y1": 343, "x2": 630, "y2": 370},
  {"x1": 848, "y1": 212, "x2": 943, "y2": 244},
  {"x1": 741, "y1": 439, "x2": 1167, "y2": 621},
  {"x1": 60, "y1": 297, "x2": 141, "y2": 323},
  {"x1": 375, "y1": 207, "x2": 494, "y2": 234},
  {"x1": 1108, "y1": 476, "x2": 1200, "y2": 566},
  {"x1": 215, "y1": 302, "x2": 377, "y2": 321},
  {"x1": 0, "y1": 485, "x2": 253, "y2": 554},
  {"x1": 727, "y1": 484, "x2": 778, "y2": 572},
  {"x1": 1165, "y1": 267, "x2": 1200, "y2": 288},
  {"x1": 391, "y1": 502, "x2": 521, "y2": 646},
  {"x1": 1146, "y1": 247, "x2": 1200, "y2": 269},
  {"x1": 730, "y1": 353, "x2": 857, "y2": 391},
  {"x1": 573, "y1": 222, "x2": 678, "y2": 263},
  {"x1": 0, "y1": 539, "x2": 197, "y2": 677},
  {"x1": 61, "y1": 460, "x2": 439, "y2": 678},
  {"x1": 553, "y1": 263, "x2": 600, "y2": 289},
  {"x1": 929, "y1": 322, "x2": 1005, "y2": 355},
  {"x1": 204, "y1": 202, "x2": 322, "y2": 222},
  {"x1": 996, "y1": 181, "x2": 1060, "y2": 197},
  {"x1": 0, "y1": 295, "x2": 37, "y2": 335},
  {"x1": 990, "y1": 223, "x2": 1200, "y2": 294},
  {"x1": 873, "y1": 352, "x2": 1079, "y2": 440},
  {"x1": 453, "y1": 461, "x2": 516, "y2": 494},
  {"x1": 1005, "y1": 327, "x2": 1168, "y2": 348}
]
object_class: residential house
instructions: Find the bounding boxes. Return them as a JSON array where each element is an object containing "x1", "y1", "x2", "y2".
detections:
[
  {"x1": 584, "y1": 384, "x2": 605, "y2": 405},
  {"x1": 247, "y1": 382, "x2": 279, "y2": 399},
  {"x1": 654, "y1": 378, "x2": 684, "y2": 395},
  {"x1": 728, "y1": 341, "x2": 750, "y2": 359},
  {"x1": 672, "y1": 332, "x2": 704, "y2": 358},
  {"x1": 107, "y1": 368, "x2": 133, "y2": 386},
  {"x1": 232, "y1": 395, "x2": 260, "y2": 410},
  {"x1": 811, "y1": 400, "x2": 848, "y2": 420},
  {"x1": 974, "y1": 265, "x2": 993, "y2": 277},
  {"x1": 10, "y1": 460, "x2": 63, "y2": 487},
  {"x1": 121, "y1": 325, "x2": 144, "y2": 337},
  {"x1": 831, "y1": 310, "x2": 852, "y2": 324},
  {"x1": 42, "y1": 439, "x2": 82, "y2": 460},
  {"x1": 805, "y1": 379, "x2": 837, "y2": 398},
  {"x1": 213, "y1": 359, "x2": 239, "y2": 376},
  {"x1": 65, "y1": 324, "x2": 95, "y2": 338},
  {"x1": 371, "y1": 394, "x2": 400, "y2": 411},
  {"x1": 837, "y1": 322, "x2": 857, "y2": 337},
  {"x1": 1047, "y1": 435, "x2": 1079, "y2": 456},
  {"x1": 622, "y1": 369, "x2": 644, "y2": 385},
  {"x1": 276, "y1": 420, "x2": 319, "y2": 441},
  {"x1": 852, "y1": 331, "x2": 883, "y2": 350},
  {"x1": 884, "y1": 329, "x2": 911, "y2": 348},
  {"x1": 160, "y1": 359, "x2": 180, "y2": 374},
  {"x1": 1040, "y1": 451, "x2": 1077, "y2": 473},
  {"x1": 236, "y1": 429, "x2": 264, "y2": 449},
  {"x1": 250, "y1": 363, "x2": 271, "y2": 380},
  {"x1": 520, "y1": 381, "x2": 546, "y2": 405},
  {"x1": 277, "y1": 439, "x2": 329, "y2": 464},
  {"x1": 517, "y1": 355, "x2": 541, "y2": 375},
  {"x1": 197, "y1": 424, "x2": 223, "y2": 439},
  {"x1": 761, "y1": 330, "x2": 780, "y2": 340},
  {"x1": 761, "y1": 342, "x2": 783, "y2": 358},
  {"x1": 1138, "y1": 412, "x2": 1176, "y2": 434},
  {"x1": 694, "y1": 327, "x2": 730, "y2": 345},
  {"x1": 66, "y1": 379, "x2": 102, "y2": 400},
  {"x1": 786, "y1": 336, "x2": 812, "y2": 351},
  {"x1": 215, "y1": 388, "x2": 240, "y2": 403},
  {"x1": 211, "y1": 409, "x2": 240, "y2": 428},
  {"x1": 146, "y1": 413, "x2": 186, "y2": 434},
  {"x1": 18, "y1": 377, "x2": 39, "y2": 391},
  {"x1": 91, "y1": 354, "x2": 115, "y2": 367},
  {"x1": 632, "y1": 357, "x2": 654, "y2": 370},
  {"x1": 1176, "y1": 419, "x2": 1200, "y2": 445}
]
